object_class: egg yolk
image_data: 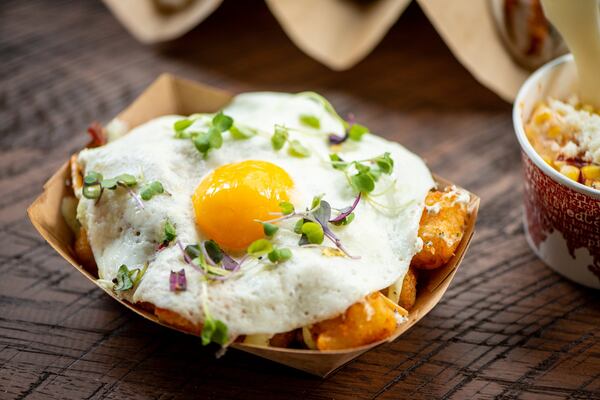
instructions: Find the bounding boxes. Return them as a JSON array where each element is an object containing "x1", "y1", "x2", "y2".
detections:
[{"x1": 192, "y1": 160, "x2": 294, "y2": 252}]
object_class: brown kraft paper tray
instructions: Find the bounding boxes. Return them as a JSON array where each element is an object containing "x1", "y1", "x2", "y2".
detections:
[{"x1": 27, "y1": 74, "x2": 480, "y2": 377}]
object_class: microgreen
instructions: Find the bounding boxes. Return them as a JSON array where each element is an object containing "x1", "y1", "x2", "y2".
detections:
[
  {"x1": 271, "y1": 125, "x2": 310, "y2": 157},
  {"x1": 348, "y1": 123, "x2": 369, "y2": 141},
  {"x1": 287, "y1": 140, "x2": 311, "y2": 158},
  {"x1": 175, "y1": 111, "x2": 234, "y2": 157},
  {"x1": 204, "y1": 240, "x2": 224, "y2": 264},
  {"x1": 169, "y1": 269, "x2": 187, "y2": 292},
  {"x1": 268, "y1": 248, "x2": 292, "y2": 263},
  {"x1": 295, "y1": 92, "x2": 370, "y2": 145},
  {"x1": 162, "y1": 220, "x2": 176, "y2": 245},
  {"x1": 258, "y1": 195, "x2": 359, "y2": 258},
  {"x1": 201, "y1": 314, "x2": 229, "y2": 346},
  {"x1": 262, "y1": 222, "x2": 279, "y2": 237},
  {"x1": 300, "y1": 222, "x2": 324, "y2": 244},
  {"x1": 82, "y1": 171, "x2": 144, "y2": 208},
  {"x1": 212, "y1": 112, "x2": 233, "y2": 132},
  {"x1": 247, "y1": 239, "x2": 273, "y2": 257},
  {"x1": 174, "y1": 119, "x2": 193, "y2": 138},
  {"x1": 230, "y1": 125, "x2": 257, "y2": 140},
  {"x1": 180, "y1": 240, "x2": 239, "y2": 280},
  {"x1": 113, "y1": 263, "x2": 147, "y2": 292},
  {"x1": 87, "y1": 122, "x2": 107, "y2": 147},
  {"x1": 279, "y1": 201, "x2": 295, "y2": 215},
  {"x1": 140, "y1": 181, "x2": 164, "y2": 200},
  {"x1": 271, "y1": 126, "x2": 288, "y2": 151},
  {"x1": 299, "y1": 114, "x2": 321, "y2": 129},
  {"x1": 329, "y1": 152, "x2": 394, "y2": 194}
]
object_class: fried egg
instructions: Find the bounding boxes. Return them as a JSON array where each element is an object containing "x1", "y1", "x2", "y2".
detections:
[{"x1": 76, "y1": 92, "x2": 434, "y2": 337}]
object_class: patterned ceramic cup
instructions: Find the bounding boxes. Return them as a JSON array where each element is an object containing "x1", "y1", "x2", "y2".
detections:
[{"x1": 514, "y1": 54, "x2": 600, "y2": 289}]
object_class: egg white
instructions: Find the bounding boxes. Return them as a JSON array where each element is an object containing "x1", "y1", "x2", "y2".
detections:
[{"x1": 76, "y1": 92, "x2": 434, "y2": 337}]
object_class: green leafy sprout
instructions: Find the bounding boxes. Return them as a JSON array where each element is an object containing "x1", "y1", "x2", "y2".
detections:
[
  {"x1": 113, "y1": 263, "x2": 148, "y2": 293},
  {"x1": 270, "y1": 125, "x2": 311, "y2": 158}
]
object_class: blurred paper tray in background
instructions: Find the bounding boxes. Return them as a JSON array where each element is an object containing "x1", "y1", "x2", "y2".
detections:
[{"x1": 102, "y1": 0, "x2": 564, "y2": 102}]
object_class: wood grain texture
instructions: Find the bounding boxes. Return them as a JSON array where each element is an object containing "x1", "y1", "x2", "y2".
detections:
[{"x1": 1, "y1": 0, "x2": 599, "y2": 399}]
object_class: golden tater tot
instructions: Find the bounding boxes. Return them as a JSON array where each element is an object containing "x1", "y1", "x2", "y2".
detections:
[
  {"x1": 74, "y1": 228, "x2": 95, "y2": 268},
  {"x1": 311, "y1": 292, "x2": 398, "y2": 350},
  {"x1": 412, "y1": 188, "x2": 468, "y2": 269},
  {"x1": 70, "y1": 154, "x2": 83, "y2": 192},
  {"x1": 269, "y1": 329, "x2": 302, "y2": 348},
  {"x1": 155, "y1": 307, "x2": 201, "y2": 333},
  {"x1": 399, "y1": 267, "x2": 418, "y2": 310}
]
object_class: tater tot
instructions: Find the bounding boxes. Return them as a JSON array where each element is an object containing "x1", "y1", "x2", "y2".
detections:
[
  {"x1": 412, "y1": 188, "x2": 469, "y2": 269},
  {"x1": 74, "y1": 228, "x2": 95, "y2": 268},
  {"x1": 311, "y1": 292, "x2": 398, "y2": 351},
  {"x1": 155, "y1": 307, "x2": 201, "y2": 333},
  {"x1": 398, "y1": 267, "x2": 418, "y2": 310}
]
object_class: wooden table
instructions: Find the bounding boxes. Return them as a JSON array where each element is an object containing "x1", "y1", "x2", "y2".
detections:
[{"x1": 2, "y1": 1, "x2": 599, "y2": 399}]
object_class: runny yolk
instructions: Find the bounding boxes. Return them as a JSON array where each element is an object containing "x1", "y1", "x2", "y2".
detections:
[{"x1": 192, "y1": 160, "x2": 294, "y2": 252}]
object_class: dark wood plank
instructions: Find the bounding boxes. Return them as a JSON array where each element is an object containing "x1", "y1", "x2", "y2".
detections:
[{"x1": 1, "y1": 0, "x2": 599, "y2": 399}]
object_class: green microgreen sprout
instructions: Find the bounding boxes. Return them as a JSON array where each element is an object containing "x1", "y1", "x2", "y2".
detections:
[
  {"x1": 113, "y1": 263, "x2": 148, "y2": 293},
  {"x1": 200, "y1": 281, "x2": 229, "y2": 346},
  {"x1": 257, "y1": 195, "x2": 360, "y2": 259},
  {"x1": 329, "y1": 152, "x2": 394, "y2": 194},
  {"x1": 247, "y1": 238, "x2": 292, "y2": 265},
  {"x1": 262, "y1": 222, "x2": 279, "y2": 237},
  {"x1": 82, "y1": 171, "x2": 147, "y2": 208},
  {"x1": 160, "y1": 220, "x2": 176, "y2": 248},
  {"x1": 299, "y1": 114, "x2": 321, "y2": 129},
  {"x1": 279, "y1": 201, "x2": 295, "y2": 215},
  {"x1": 229, "y1": 124, "x2": 257, "y2": 140},
  {"x1": 271, "y1": 125, "x2": 311, "y2": 158},
  {"x1": 271, "y1": 125, "x2": 288, "y2": 151},
  {"x1": 174, "y1": 111, "x2": 235, "y2": 158},
  {"x1": 287, "y1": 140, "x2": 311, "y2": 158},
  {"x1": 140, "y1": 181, "x2": 164, "y2": 201}
]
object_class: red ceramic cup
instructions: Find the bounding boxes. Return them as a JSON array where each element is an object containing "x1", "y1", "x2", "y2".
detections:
[{"x1": 514, "y1": 54, "x2": 600, "y2": 289}]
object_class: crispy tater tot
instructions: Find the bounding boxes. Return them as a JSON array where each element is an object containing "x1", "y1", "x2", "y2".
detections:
[
  {"x1": 311, "y1": 292, "x2": 398, "y2": 350},
  {"x1": 398, "y1": 267, "x2": 418, "y2": 310},
  {"x1": 155, "y1": 307, "x2": 201, "y2": 333},
  {"x1": 269, "y1": 329, "x2": 302, "y2": 348},
  {"x1": 74, "y1": 228, "x2": 95, "y2": 268},
  {"x1": 70, "y1": 154, "x2": 83, "y2": 193},
  {"x1": 412, "y1": 188, "x2": 469, "y2": 269}
]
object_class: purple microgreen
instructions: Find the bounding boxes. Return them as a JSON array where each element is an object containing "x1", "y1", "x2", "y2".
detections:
[
  {"x1": 221, "y1": 252, "x2": 240, "y2": 272},
  {"x1": 126, "y1": 187, "x2": 145, "y2": 209},
  {"x1": 87, "y1": 122, "x2": 107, "y2": 147},
  {"x1": 312, "y1": 200, "x2": 331, "y2": 226},
  {"x1": 328, "y1": 132, "x2": 348, "y2": 145},
  {"x1": 169, "y1": 269, "x2": 187, "y2": 292},
  {"x1": 330, "y1": 193, "x2": 361, "y2": 223},
  {"x1": 178, "y1": 240, "x2": 195, "y2": 266},
  {"x1": 200, "y1": 241, "x2": 217, "y2": 266},
  {"x1": 322, "y1": 226, "x2": 359, "y2": 259}
]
